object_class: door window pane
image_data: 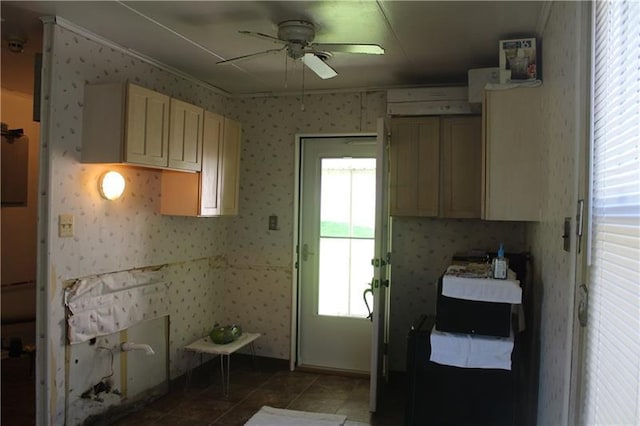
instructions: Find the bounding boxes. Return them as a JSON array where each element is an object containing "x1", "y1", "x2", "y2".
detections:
[{"x1": 318, "y1": 158, "x2": 375, "y2": 317}]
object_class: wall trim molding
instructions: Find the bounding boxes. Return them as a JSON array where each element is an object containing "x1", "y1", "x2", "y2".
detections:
[{"x1": 44, "y1": 16, "x2": 231, "y2": 97}]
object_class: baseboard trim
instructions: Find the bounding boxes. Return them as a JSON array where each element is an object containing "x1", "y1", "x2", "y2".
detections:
[{"x1": 295, "y1": 364, "x2": 370, "y2": 379}]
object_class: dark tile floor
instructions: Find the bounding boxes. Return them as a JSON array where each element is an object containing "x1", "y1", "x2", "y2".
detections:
[
  {"x1": 110, "y1": 355, "x2": 405, "y2": 426},
  {"x1": 1, "y1": 354, "x2": 405, "y2": 426}
]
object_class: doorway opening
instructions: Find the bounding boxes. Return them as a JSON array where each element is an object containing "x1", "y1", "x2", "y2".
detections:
[
  {"x1": 295, "y1": 135, "x2": 377, "y2": 374},
  {"x1": 1, "y1": 10, "x2": 43, "y2": 425}
]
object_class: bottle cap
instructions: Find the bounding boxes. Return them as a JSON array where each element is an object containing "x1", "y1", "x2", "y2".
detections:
[{"x1": 498, "y1": 243, "x2": 504, "y2": 257}]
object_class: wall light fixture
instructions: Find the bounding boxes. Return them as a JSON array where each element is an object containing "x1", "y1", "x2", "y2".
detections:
[{"x1": 99, "y1": 171, "x2": 125, "y2": 200}]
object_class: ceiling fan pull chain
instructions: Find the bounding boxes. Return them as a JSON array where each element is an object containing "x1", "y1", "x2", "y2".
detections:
[
  {"x1": 284, "y1": 54, "x2": 288, "y2": 88},
  {"x1": 301, "y1": 59, "x2": 306, "y2": 111}
]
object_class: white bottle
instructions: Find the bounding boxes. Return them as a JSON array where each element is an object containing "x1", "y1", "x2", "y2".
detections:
[{"x1": 492, "y1": 244, "x2": 508, "y2": 280}]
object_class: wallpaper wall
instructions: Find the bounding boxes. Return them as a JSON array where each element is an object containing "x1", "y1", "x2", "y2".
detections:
[
  {"x1": 525, "y1": 2, "x2": 585, "y2": 425},
  {"x1": 39, "y1": 5, "x2": 586, "y2": 422},
  {"x1": 224, "y1": 92, "x2": 385, "y2": 359},
  {"x1": 389, "y1": 217, "x2": 526, "y2": 370},
  {"x1": 44, "y1": 24, "x2": 229, "y2": 424},
  {"x1": 225, "y1": 94, "x2": 528, "y2": 370}
]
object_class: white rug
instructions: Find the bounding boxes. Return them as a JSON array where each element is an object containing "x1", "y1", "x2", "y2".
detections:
[{"x1": 245, "y1": 405, "x2": 370, "y2": 426}]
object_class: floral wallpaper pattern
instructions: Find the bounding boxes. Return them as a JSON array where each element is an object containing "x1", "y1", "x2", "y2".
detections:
[
  {"x1": 224, "y1": 92, "x2": 386, "y2": 360},
  {"x1": 526, "y1": 2, "x2": 585, "y2": 425},
  {"x1": 226, "y1": 94, "x2": 529, "y2": 369},
  {"x1": 389, "y1": 217, "x2": 526, "y2": 370},
  {"x1": 45, "y1": 24, "x2": 228, "y2": 424},
  {"x1": 42, "y1": 4, "x2": 584, "y2": 421}
]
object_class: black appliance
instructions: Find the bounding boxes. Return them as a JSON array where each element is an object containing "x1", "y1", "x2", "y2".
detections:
[
  {"x1": 436, "y1": 252, "x2": 530, "y2": 337},
  {"x1": 405, "y1": 315, "x2": 514, "y2": 426},
  {"x1": 435, "y1": 279, "x2": 512, "y2": 337}
]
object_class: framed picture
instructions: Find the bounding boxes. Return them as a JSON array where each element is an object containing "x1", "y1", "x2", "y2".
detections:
[{"x1": 499, "y1": 38, "x2": 538, "y2": 83}]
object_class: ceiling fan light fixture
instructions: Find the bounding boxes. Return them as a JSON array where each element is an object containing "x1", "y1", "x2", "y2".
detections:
[{"x1": 220, "y1": 19, "x2": 385, "y2": 81}]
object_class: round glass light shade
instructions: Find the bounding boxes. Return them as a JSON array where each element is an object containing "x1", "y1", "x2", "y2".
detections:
[{"x1": 99, "y1": 171, "x2": 125, "y2": 200}]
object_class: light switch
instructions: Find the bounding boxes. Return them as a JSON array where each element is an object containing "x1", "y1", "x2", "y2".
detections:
[
  {"x1": 59, "y1": 214, "x2": 74, "y2": 238},
  {"x1": 268, "y1": 215, "x2": 278, "y2": 231}
]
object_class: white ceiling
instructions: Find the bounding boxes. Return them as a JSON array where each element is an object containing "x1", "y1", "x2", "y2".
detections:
[{"x1": 2, "y1": 1, "x2": 547, "y2": 96}]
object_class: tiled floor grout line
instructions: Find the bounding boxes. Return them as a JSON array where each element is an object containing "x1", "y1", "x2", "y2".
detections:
[
  {"x1": 210, "y1": 369, "x2": 278, "y2": 425},
  {"x1": 284, "y1": 374, "x2": 321, "y2": 410}
]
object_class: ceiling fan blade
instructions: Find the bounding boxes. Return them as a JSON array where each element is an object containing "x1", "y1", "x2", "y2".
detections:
[
  {"x1": 301, "y1": 53, "x2": 337, "y2": 80},
  {"x1": 217, "y1": 47, "x2": 285, "y2": 65},
  {"x1": 311, "y1": 43, "x2": 385, "y2": 55},
  {"x1": 239, "y1": 30, "x2": 286, "y2": 45}
]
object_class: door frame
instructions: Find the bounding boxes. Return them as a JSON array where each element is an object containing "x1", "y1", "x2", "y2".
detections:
[
  {"x1": 290, "y1": 132, "x2": 377, "y2": 371},
  {"x1": 567, "y1": 2, "x2": 595, "y2": 423}
]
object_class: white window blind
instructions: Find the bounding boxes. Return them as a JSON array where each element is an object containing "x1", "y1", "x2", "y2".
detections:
[{"x1": 583, "y1": 1, "x2": 640, "y2": 425}]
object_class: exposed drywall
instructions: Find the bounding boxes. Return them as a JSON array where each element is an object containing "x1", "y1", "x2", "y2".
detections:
[
  {"x1": 42, "y1": 24, "x2": 229, "y2": 424},
  {"x1": 35, "y1": 4, "x2": 588, "y2": 423},
  {"x1": 525, "y1": 2, "x2": 586, "y2": 425}
]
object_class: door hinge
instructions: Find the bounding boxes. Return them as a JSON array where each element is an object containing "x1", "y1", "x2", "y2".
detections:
[{"x1": 372, "y1": 255, "x2": 391, "y2": 267}]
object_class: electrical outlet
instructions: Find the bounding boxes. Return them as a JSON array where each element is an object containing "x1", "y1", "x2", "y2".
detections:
[{"x1": 59, "y1": 214, "x2": 74, "y2": 238}]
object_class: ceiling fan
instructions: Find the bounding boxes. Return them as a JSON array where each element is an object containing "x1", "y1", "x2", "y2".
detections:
[{"x1": 217, "y1": 20, "x2": 385, "y2": 80}]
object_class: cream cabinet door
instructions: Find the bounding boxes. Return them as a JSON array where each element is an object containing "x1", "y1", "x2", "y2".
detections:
[
  {"x1": 125, "y1": 84, "x2": 170, "y2": 167},
  {"x1": 483, "y1": 88, "x2": 543, "y2": 221},
  {"x1": 168, "y1": 98, "x2": 203, "y2": 171},
  {"x1": 390, "y1": 117, "x2": 440, "y2": 217},
  {"x1": 442, "y1": 116, "x2": 482, "y2": 218},
  {"x1": 199, "y1": 111, "x2": 224, "y2": 216},
  {"x1": 160, "y1": 112, "x2": 240, "y2": 217},
  {"x1": 219, "y1": 117, "x2": 242, "y2": 216}
]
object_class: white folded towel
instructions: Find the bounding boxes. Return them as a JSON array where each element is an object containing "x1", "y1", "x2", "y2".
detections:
[
  {"x1": 442, "y1": 266, "x2": 522, "y2": 304},
  {"x1": 245, "y1": 406, "x2": 347, "y2": 426},
  {"x1": 429, "y1": 325, "x2": 514, "y2": 370}
]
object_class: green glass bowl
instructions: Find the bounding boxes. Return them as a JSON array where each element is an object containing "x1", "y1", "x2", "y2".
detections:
[
  {"x1": 209, "y1": 326, "x2": 235, "y2": 344},
  {"x1": 228, "y1": 324, "x2": 243, "y2": 339}
]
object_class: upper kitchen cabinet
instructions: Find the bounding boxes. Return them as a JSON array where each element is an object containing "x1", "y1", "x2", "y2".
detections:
[
  {"x1": 83, "y1": 83, "x2": 170, "y2": 168},
  {"x1": 168, "y1": 98, "x2": 203, "y2": 171},
  {"x1": 390, "y1": 117, "x2": 440, "y2": 217},
  {"x1": 442, "y1": 116, "x2": 482, "y2": 218},
  {"x1": 218, "y1": 116, "x2": 242, "y2": 216},
  {"x1": 160, "y1": 111, "x2": 241, "y2": 217},
  {"x1": 482, "y1": 88, "x2": 543, "y2": 221},
  {"x1": 82, "y1": 83, "x2": 203, "y2": 172},
  {"x1": 390, "y1": 115, "x2": 481, "y2": 218}
]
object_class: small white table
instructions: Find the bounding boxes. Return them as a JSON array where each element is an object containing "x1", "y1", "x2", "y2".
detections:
[{"x1": 184, "y1": 332, "x2": 261, "y2": 396}]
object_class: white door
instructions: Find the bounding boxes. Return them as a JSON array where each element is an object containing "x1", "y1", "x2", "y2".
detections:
[
  {"x1": 298, "y1": 135, "x2": 376, "y2": 373},
  {"x1": 370, "y1": 118, "x2": 390, "y2": 411}
]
